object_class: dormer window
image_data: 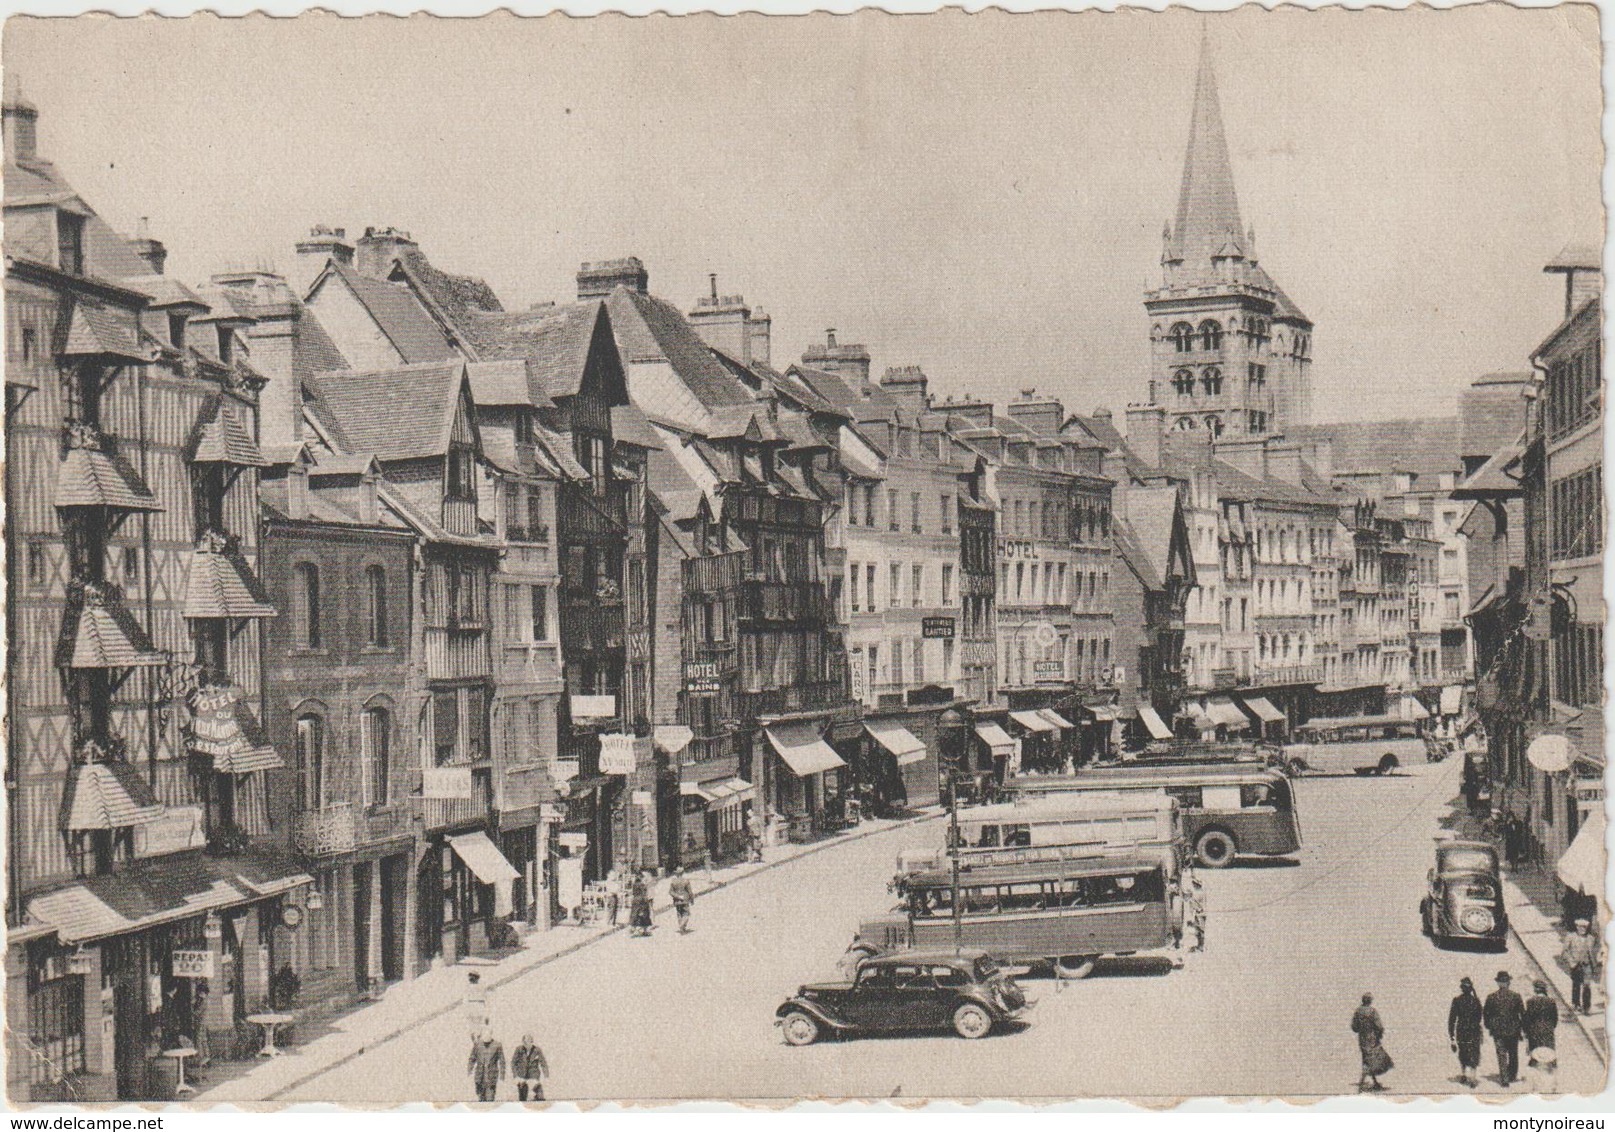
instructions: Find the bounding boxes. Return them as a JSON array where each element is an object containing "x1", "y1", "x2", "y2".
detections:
[
  {"x1": 216, "y1": 325, "x2": 233, "y2": 364},
  {"x1": 168, "y1": 313, "x2": 188, "y2": 351},
  {"x1": 56, "y1": 211, "x2": 85, "y2": 275}
]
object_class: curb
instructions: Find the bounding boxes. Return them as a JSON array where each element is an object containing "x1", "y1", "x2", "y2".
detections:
[
  {"x1": 253, "y1": 807, "x2": 944, "y2": 1102},
  {"x1": 1499, "y1": 876, "x2": 1607, "y2": 1063}
]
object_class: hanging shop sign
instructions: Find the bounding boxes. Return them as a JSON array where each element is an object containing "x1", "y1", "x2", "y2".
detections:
[
  {"x1": 280, "y1": 905, "x2": 305, "y2": 930},
  {"x1": 684, "y1": 661, "x2": 723, "y2": 696},
  {"x1": 423, "y1": 766, "x2": 474, "y2": 799},
  {"x1": 631, "y1": 790, "x2": 654, "y2": 806},
  {"x1": 599, "y1": 733, "x2": 637, "y2": 775},
  {"x1": 172, "y1": 950, "x2": 216, "y2": 979},
  {"x1": 922, "y1": 617, "x2": 956, "y2": 639},
  {"x1": 558, "y1": 831, "x2": 589, "y2": 850}
]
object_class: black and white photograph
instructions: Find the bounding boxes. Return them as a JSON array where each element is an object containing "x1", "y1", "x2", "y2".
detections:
[{"x1": 0, "y1": 2, "x2": 1607, "y2": 1109}]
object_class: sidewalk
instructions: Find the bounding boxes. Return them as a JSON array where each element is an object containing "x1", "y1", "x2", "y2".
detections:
[
  {"x1": 196, "y1": 807, "x2": 942, "y2": 1103},
  {"x1": 1497, "y1": 858, "x2": 1607, "y2": 1060}
]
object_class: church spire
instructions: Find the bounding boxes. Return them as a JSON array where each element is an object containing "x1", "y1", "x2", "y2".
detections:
[{"x1": 1167, "y1": 32, "x2": 1245, "y2": 270}]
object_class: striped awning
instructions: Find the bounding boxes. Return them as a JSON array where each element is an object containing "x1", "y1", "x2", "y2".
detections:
[
  {"x1": 974, "y1": 723, "x2": 1016, "y2": 757},
  {"x1": 188, "y1": 684, "x2": 283, "y2": 774},
  {"x1": 1136, "y1": 705, "x2": 1173, "y2": 741},
  {"x1": 189, "y1": 397, "x2": 268, "y2": 467},
  {"x1": 865, "y1": 720, "x2": 928, "y2": 766},
  {"x1": 60, "y1": 761, "x2": 164, "y2": 831},
  {"x1": 1206, "y1": 698, "x2": 1250, "y2": 730},
  {"x1": 1009, "y1": 710, "x2": 1056, "y2": 733},
  {"x1": 1242, "y1": 697, "x2": 1287, "y2": 725},
  {"x1": 765, "y1": 722, "x2": 846, "y2": 777},
  {"x1": 56, "y1": 584, "x2": 165, "y2": 669},
  {"x1": 184, "y1": 534, "x2": 276, "y2": 620},
  {"x1": 55, "y1": 428, "x2": 162, "y2": 512},
  {"x1": 448, "y1": 831, "x2": 521, "y2": 886}
]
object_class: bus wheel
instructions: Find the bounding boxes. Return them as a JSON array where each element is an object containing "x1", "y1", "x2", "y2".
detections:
[
  {"x1": 1054, "y1": 955, "x2": 1097, "y2": 979},
  {"x1": 781, "y1": 1011, "x2": 821, "y2": 1046},
  {"x1": 1195, "y1": 829, "x2": 1237, "y2": 869},
  {"x1": 953, "y1": 1002, "x2": 993, "y2": 1039}
]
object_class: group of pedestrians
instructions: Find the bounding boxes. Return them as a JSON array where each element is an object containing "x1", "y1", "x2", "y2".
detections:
[
  {"x1": 607, "y1": 866, "x2": 698, "y2": 937},
  {"x1": 463, "y1": 972, "x2": 551, "y2": 1103}
]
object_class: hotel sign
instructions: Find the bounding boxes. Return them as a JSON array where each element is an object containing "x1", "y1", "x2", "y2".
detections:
[
  {"x1": 599, "y1": 733, "x2": 637, "y2": 775},
  {"x1": 684, "y1": 661, "x2": 722, "y2": 696}
]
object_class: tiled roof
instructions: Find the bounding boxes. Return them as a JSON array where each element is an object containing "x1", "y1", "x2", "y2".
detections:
[
  {"x1": 60, "y1": 761, "x2": 164, "y2": 831},
  {"x1": 611, "y1": 403, "x2": 662, "y2": 450},
  {"x1": 62, "y1": 296, "x2": 148, "y2": 361},
  {"x1": 1252, "y1": 263, "x2": 1309, "y2": 323},
  {"x1": 57, "y1": 583, "x2": 166, "y2": 668},
  {"x1": 188, "y1": 396, "x2": 268, "y2": 467},
  {"x1": 1288, "y1": 419, "x2": 1459, "y2": 478},
  {"x1": 1068, "y1": 413, "x2": 1155, "y2": 480},
  {"x1": 390, "y1": 249, "x2": 503, "y2": 344},
  {"x1": 124, "y1": 275, "x2": 209, "y2": 310},
  {"x1": 327, "y1": 263, "x2": 457, "y2": 364},
  {"x1": 308, "y1": 360, "x2": 467, "y2": 461},
  {"x1": 55, "y1": 431, "x2": 163, "y2": 511},
  {"x1": 1123, "y1": 484, "x2": 1181, "y2": 585},
  {"x1": 1113, "y1": 517, "x2": 1162, "y2": 591},
  {"x1": 291, "y1": 305, "x2": 350, "y2": 390},
  {"x1": 466, "y1": 359, "x2": 554, "y2": 409},
  {"x1": 307, "y1": 452, "x2": 378, "y2": 477},
  {"x1": 183, "y1": 533, "x2": 276, "y2": 620},
  {"x1": 606, "y1": 288, "x2": 755, "y2": 409},
  {"x1": 466, "y1": 301, "x2": 599, "y2": 400},
  {"x1": 188, "y1": 684, "x2": 283, "y2": 774},
  {"x1": 1452, "y1": 433, "x2": 1526, "y2": 500},
  {"x1": 375, "y1": 480, "x2": 498, "y2": 549}
]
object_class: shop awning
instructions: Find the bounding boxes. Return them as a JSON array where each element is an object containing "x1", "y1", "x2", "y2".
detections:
[
  {"x1": 707, "y1": 778, "x2": 757, "y2": 807},
  {"x1": 1042, "y1": 709, "x2": 1077, "y2": 729},
  {"x1": 25, "y1": 850, "x2": 311, "y2": 945},
  {"x1": 448, "y1": 831, "x2": 521, "y2": 886},
  {"x1": 765, "y1": 722, "x2": 846, "y2": 777},
  {"x1": 974, "y1": 723, "x2": 1015, "y2": 757},
  {"x1": 184, "y1": 535, "x2": 276, "y2": 620},
  {"x1": 653, "y1": 725, "x2": 694, "y2": 756},
  {"x1": 1399, "y1": 696, "x2": 1431, "y2": 721},
  {"x1": 1242, "y1": 697, "x2": 1287, "y2": 725},
  {"x1": 1136, "y1": 705, "x2": 1173, "y2": 741},
  {"x1": 1010, "y1": 710, "x2": 1056, "y2": 733},
  {"x1": 1557, "y1": 809, "x2": 1606, "y2": 896},
  {"x1": 1180, "y1": 705, "x2": 1215, "y2": 731},
  {"x1": 680, "y1": 781, "x2": 714, "y2": 801},
  {"x1": 1080, "y1": 705, "x2": 1118, "y2": 723},
  {"x1": 61, "y1": 761, "x2": 164, "y2": 831},
  {"x1": 865, "y1": 720, "x2": 928, "y2": 766},
  {"x1": 1526, "y1": 734, "x2": 1573, "y2": 774},
  {"x1": 1206, "y1": 698, "x2": 1249, "y2": 730},
  {"x1": 1440, "y1": 686, "x2": 1464, "y2": 716},
  {"x1": 188, "y1": 685, "x2": 284, "y2": 774}
]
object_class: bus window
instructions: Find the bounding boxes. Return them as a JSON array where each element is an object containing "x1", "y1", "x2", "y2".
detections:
[
  {"x1": 964, "y1": 886, "x2": 999, "y2": 914},
  {"x1": 1165, "y1": 785, "x2": 1203, "y2": 809},
  {"x1": 1000, "y1": 883, "x2": 1046, "y2": 912},
  {"x1": 974, "y1": 825, "x2": 1001, "y2": 848},
  {"x1": 911, "y1": 889, "x2": 946, "y2": 917},
  {"x1": 1201, "y1": 785, "x2": 1242, "y2": 811},
  {"x1": 1003, "y1": 824, "x2": 1031, "y2": 847},
  {"x1": 1241, "y1": 782, "x2": 1274, "y2": 808}
]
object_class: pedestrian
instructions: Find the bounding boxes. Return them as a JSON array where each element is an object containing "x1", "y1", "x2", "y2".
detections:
[
  {"x1": 603, "y1": 868, "x2": 623, "y2": 927},
  {"x1": 1562, "y1": 917, "x2": 1601, "y2": 1015},
  {"x1": 1526, "y1": 1045, "x2": 1559, "y2": 1095},
  {"x1": 511, "y1": 1032, "x2": 549, "y2": 1102},
  {"x1": 1483, "y1": 970, "x2": 1525, "y2": 1086},
  {"x1": 1448, "y1": 976, "x2": 1484, "y2": 1087},
  {"x1": 467, "y1": 1026, "x2": 505, "y2": 1103},
  {"x1": 1187, "y1": 877, "x2": 1206, "y2": 953},
  {"x1": 1523, "y1": 978, "x2": 1559, "y2": 1053},
  {"x1": 668, "y1": 867, "x2": 695, "y2": 934},
  {"x1": 1350, "y1": 993, "x2": 1392, "y2": 1092},
  {"x1": 629, "y1": 872, "x2": 653, "y2": 937},
  {"x1": 463, "y1": 970, "x2": 492, "y2": 1037}
]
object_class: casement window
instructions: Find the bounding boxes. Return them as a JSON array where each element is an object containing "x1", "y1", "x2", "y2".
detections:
[
  {"x1": 362, "y1": 707, "x2": 390, "y2": 806},
  {"x1": 295, "y1": 714, "x2": 325, "y2": 809},
  {"x1": 365, "y1": 565, "x2": 388, "y2": 647},
  {"x1": 293, "y1": 563, "x2": 321, "y2": 648}
]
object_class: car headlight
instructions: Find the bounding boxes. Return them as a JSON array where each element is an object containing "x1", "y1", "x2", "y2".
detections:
[{"x1": 1460, "y1": 906, "x2": 1495, "y2": 934}]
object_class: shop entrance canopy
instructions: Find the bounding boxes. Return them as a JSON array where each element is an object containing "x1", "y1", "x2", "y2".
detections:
[
  {"x1": 865, "y1": 720, "x2": 928, "y2": 766},
  {"x1": 448, "y1": 831, "x2": 520, "y2": 886},
  {"x1": 765, "y1": 722, "x2": 846, "y2": 777}
]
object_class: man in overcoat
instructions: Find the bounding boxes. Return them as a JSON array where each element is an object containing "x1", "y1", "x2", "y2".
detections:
[
  {"x1": 1483, "y1": 970, "x2": 1525, "y2": 1086},
  {"x1": 1447, "y1": 976, "x2": 1483, "y2": 1087},
  {"x1": 468, "y1": 1027, "x2": 506, "y2": 1103},
  {"x1": 1523, "y1": 979, "x2": 1559, "y2": 1052}
]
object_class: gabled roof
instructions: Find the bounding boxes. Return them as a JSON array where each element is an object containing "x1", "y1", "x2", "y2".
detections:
[
  {"x1": 466, "y1": 359, "x2": 555, "y2": 410},
  {"x1": 188, "y1": 395, "x2": 268, "y2": 467},
  {"x1": 1066, "y1": 413, "x2": 1156, "y2": 480},
  {"x1": 387, "y1": 249, "x2": 503, "y2": 347},
  {"x1": 1451, "y1": 432, "x2": 1526, "y2": 501},
  {"x1": 606, "y1": 288, "x2": 755, "y2": 410},
  {"x1": 466, "y1": 300, "x2": 603, "y2": 401},
  {"x1": 307, "y1": 360, "x2": 473, "y2": 462},
  {"x1": 1113, "y1": 517, "x2": 1162, "y2": 591},
  {"x1": 60, "y1": 761, "x2": 164, "y2": 831},
  {"x1": 319, "y1": 263, "x2": 457, "y2": 365},
  {"x1": 1288, "y1": 419, "x2": 1459, "y2": 479},
  {"x1": 1123, "y1": 484, "x2": 1185, "y2": 586}
]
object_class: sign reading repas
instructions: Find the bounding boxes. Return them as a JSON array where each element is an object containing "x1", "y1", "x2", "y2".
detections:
[
  {"x1": 685, "y1": 660, "x2": 723, "y2": 695},
  {"x1": 172, "y1": 950, "x2": 215, "y2": 979},
  {"x1": 921, "y1": 617, "x2": 956, "y2": 639}
]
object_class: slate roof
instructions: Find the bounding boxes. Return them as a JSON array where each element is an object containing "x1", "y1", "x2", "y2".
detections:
[
  {"x1": 291, "y1": 305, "x2": 351, "y2": 390},
  {"x1": 1288, "y1": 419, "x2": 1460, "y2": 478},
  {"x1": 466, "y1": 301, "x2": 600, "y2": 400},
  {"x1": 606, "y1": 288, "x2": 756, "y2": 410},
  {"x1": 124, "y1": 275, "x2": 209, "y2": 310},
  {"x1": 1452, "y1": 433, "x2": 1526, "y2": 500},
  {"x1": 189, "y1": 396, "x2": 268, "y2": 467},
  {"x1": 307, "y1": 361, "x2": 467, "y2": 462},
  {"x1": 325, "y1": 263, "x2": 457, "y2": 364},
  {"x1": 611, "y1": 403, "x2": 662, "y2": 450},
  {"x1": 1067, "y1": 413, "x2": 1155, "y2": 480},
  {"x1": 184, "y1": 535, "x2": 277, "y2": 620},
  {"x1": 60, "y1": 761, "x2": 164, "y2": 831},
  {"x1": 466, "y1": 359, "x2": 554, "y2": 409},
  {"x1": 62, "y1": 296, "x2": 148, "y2": 362}
]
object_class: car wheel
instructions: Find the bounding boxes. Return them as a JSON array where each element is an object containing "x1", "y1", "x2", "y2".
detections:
[
  {"x1": 781, "y1": 1011, "x2": 821, "y2": 1047},
  {"x1": 1054, "y1": 955, "x2": 1097, "y2": 979},
  {"x1": 952, "y1": 1002, "x2": 993, "y2": 1040},
  {"x1": 1195, "y1": 828, "x2": 1237, "y2": 869},
  {"x1": 1419, "y1": 899, "x2": 1431, "y2": 936}
]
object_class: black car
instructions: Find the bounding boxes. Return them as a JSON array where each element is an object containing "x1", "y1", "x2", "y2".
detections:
[
  {"x1": 775, "y1": 949, "x2": 1029, "y2": 1045},
  {"x1": 1420, "y1": 839, "x2": 1508, "y2": 948}
]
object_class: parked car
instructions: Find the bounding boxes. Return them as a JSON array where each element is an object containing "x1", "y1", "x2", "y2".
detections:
[
  {"x1": 1420, "y1": 839, "x2": 1508, "y2": 948},
  {"x1": 775, "y1": 949, "x2": 1029, "y2": 1045}
]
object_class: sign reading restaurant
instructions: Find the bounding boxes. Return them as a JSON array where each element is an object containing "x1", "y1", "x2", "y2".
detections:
[
  {"x1": 922, "y1": 616, "x2": 956, "y2": 639},
  {"x1": 684, "y1": 660, "x2": 722, "y2": 696}
]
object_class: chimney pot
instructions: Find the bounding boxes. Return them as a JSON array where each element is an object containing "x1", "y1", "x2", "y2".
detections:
[
  {"x1": 826, "y1": 329, "x2": 837, "y2": 348},
  {"x1": 709, "y1": 273, "x2": 718, "y2": 301}
]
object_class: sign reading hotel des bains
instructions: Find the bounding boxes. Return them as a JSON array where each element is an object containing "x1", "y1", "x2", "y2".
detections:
[{"x1": 685, "y1": 660, "x2": 723, "y2": 695}]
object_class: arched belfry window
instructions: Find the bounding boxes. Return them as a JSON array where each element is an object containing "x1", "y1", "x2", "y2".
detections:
[
  {"x1": 1202, "y1": 367, "x2": 1223, "y2": 396},
  {"x1": 1204, "y1": 415, "x2": 1224, "y2": 438},
  {"x1": 1173, "y1": 369, "x2": 1195, "y2": 396},
  {"x1": 1198, "y1": 320, "x2": 1223, "y2": 351},
  {"x1": 1174, "y1": 417, "x2": 1198, "y2": 432},
  {"x1": 1171, "y1": 323, "x2": 1195, "y2": 353}
]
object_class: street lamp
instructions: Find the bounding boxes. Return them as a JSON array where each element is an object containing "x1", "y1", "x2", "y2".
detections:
[{"x1": 937, "y1": 706, "x2": 970, "y2": 955}]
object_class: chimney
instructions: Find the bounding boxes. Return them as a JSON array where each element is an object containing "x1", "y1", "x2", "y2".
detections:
[
  {"x1": 576, "y1": 257, "x2": 649, "y2": 300},
  {"x1": 129, "y1": 217, "x2": 167, "y2": 275},
  {"x1": 745, "y1": 309, "x2": 771, "y2": 368},
  {"x1": 1568, "y1": 268, "x2": 1602, "y2": 317},
  {"x1": 946, "y1": 396, "x2": 996, "y2": 430},
  {"x1": 360, "y1": 467, "x2": 380, "y2": 525},
  {"x1": 686, "y1": 275, "x2": 758, "y2": 364},
  {"x1": 3, "y1": 92, "x2": 38, "y2": 164},
  {"x1": 286, "y1": 462, "x2": 310, "y2": 520},
  {"x1": 1124, "y1": 404, "x2": 1166, "y2": 470},
  {"x1": 1005, "y1": 388, "x2": 1065, "y2": 437},
  {"x1": 879, "y1": 365, "x2": 929, "y2": 418},
  {"x1": 801, "y1": 329, "x2": 871, "y2": 387},
  {"x1": 356, "y1": 226, "x2": 418, "y2": 279},
  {"x1": 293, "y1": 225, "x2": 354, "y2": 298}
]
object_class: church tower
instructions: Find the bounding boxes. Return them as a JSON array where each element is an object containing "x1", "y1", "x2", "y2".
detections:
[{"x1": 1144, "y1": 35, "x2": 1313, "y2": 439}]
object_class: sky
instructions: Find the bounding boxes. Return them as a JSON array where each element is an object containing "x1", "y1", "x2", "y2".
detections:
[{"x1": 4, "y1": 6, "x2": 1603, "y2": 426}]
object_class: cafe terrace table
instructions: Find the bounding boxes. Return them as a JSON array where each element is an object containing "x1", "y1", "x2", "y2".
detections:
[
  {"x1": 245, "y1": 1012, "x2": 294, "y2": 1058},
  {"x1": 161, "y1": 1047, "x2": 197, "y2": 1097}
]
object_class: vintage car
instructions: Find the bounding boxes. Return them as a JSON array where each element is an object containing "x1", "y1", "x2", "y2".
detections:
[
  {"x1": 775, "y1": 949, "x2": 1029, "y2": 1045},
  {"x1": 1420, "y1": 839, "x2": 1508, "y2": 948}
]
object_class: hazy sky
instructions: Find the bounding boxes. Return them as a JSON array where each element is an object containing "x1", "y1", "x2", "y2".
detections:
[{"x1": 5, "y1": 7, "x2": 1603, "y2": 424}]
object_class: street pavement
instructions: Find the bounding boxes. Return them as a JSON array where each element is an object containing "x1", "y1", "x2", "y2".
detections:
[{"x1": 275, "y1": 748, "x2": 1606, "y2": 1102}]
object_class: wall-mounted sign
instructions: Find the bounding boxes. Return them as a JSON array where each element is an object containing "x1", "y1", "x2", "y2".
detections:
[
  {"x1": 922, "y1": 617, "x2": 956, "y2": 640},
  {"x1": 1574, "y1": 778, "x2": 1604, "y2": 804},
  {"x1": 599, "y1": 733, "x2": 637, "y2": 775},
  {"x1": 571, "y1": 695, "x2": 618, "y2": 720},
  {"x1": 850, "y1": 652, "x2": 867, "y2": 702},
  {"x1": 998, "y1": 539, "x2": 1040, "y2": 559},
  {"x1": 684, "y1": 661, "x2": 723, "y2": 696},
  {"x1": 558, "y1": 831, "x2": 589, "y2": 850},
  {"x1": 66, "y1": 950, "x2": 94, "y2": 976},
  {"x1": 280, "y1": 905, "x2": 304, "y2": 930},
  {"x1": 172, "y1": 950, "x2": 215, "y2": 979},
  {"x1": 1031, "y1": 621, "x2": 1058, "y2": 650},
  {"x1": 423, "y1": 766, "x2": 474, "y2": 799},
  {"x1": 1033, "y1": 660, "x2": 1065, "y2": 677},
  {"x1": 134, "y1": 804, "x2": 207, "y2": 859},
  {"x1": 631, "y1": 790, "x2": 653, "y2": 806}
]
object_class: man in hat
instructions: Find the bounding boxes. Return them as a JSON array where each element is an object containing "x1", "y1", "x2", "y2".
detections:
[
  {"x1": 1447, "y1": 976, "x2": 1484, "y2": 1087},
  {"x1": 1523, "y1": 979, "x2": 1559, "y2": 1053},
  {"x1": 1483, "y1": 970, "x2": 1525, "y2": 1086},
  {"x1": 1562, "y1": 917, "x2": 1601, "y2": 1015}
]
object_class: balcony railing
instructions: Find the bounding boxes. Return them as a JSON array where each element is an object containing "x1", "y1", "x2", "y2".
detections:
[
  {"x1": 292, "y1": 803, "x2": 358, "y2": 858},
  {"x1": 1253, "y1": 664, "x2": 1324, "y2": 686},
  {"x1": 685, "y1": 550, "x2": 747, "y2": 594},
  {"x1": 736, "y1": 579, "x2": 828, "y2": 625},
  {"x1": 739, "y1": 681, "x2": 849, "y2": 719},
  {"x1": 422, "y1": 794, "x2": 491, "y2": 832}
]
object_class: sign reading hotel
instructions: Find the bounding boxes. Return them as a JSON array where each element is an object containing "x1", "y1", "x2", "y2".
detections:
[
  {"x1": 1033, "y1": 660, "x2": 1065, "y2": 678},
  {"x1": 922, "y1": 616, "x2": 956, "y2": 639},
  {"x1": 684, "y1": 660, "x2": 722, "y2": 696},
  {"x1": 599, "y1": 733, "x2": 637, "y2": 775}
]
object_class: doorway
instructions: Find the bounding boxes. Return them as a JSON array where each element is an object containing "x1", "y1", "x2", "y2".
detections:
[
  {"x1": 352, "y1": 861, "x2": 373, "y2": 994},
  {"x1": 378, "y1": 854, "x2": 406, "y2": 982}
]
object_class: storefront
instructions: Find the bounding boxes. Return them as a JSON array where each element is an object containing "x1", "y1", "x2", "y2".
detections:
[
  {"x1": 862, "y1": 718, "x2": 929, "y2": 812},
  {"x1": 763, "y1": 721, "x2": 847, "y2": 842},
  {"x1": 420, "y1": 831, "x2": 520, "y2": 964},
  {"x1": 1237, "y1": 695, "x2": 1288, "y2": 741},
  {"x1": 1204, "y1": 697, "x2": 1250, "y2": 740},
  {"x1": 1133, "y1": 703, "x2": 1174, "y2": 748},
  {"x1": 972, "y1": 720, "x2": 1016, "y2": 793},
  {"x1": 1008, "y1": 709, "x2": 1060, "y2": 772},
  {"x1": 1075, "y1": 704, "x2": 1113, "y2": 764}
]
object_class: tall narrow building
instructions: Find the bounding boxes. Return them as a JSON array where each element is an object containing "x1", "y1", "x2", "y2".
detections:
[{"x1": 1145, "y1": 36, "x2": 1314, "y2": 438}]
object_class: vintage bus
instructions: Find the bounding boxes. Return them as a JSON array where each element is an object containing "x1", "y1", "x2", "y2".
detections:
[
  {"x1": 860, "y1": 850, "x2": 1181, "y2": 979},
  {"x1": 895, "y1": 793, "x2": 1184, "y2": 875},
  {"x1": 1012, "y1": 763, "x2": 1301, "y2": 868}
]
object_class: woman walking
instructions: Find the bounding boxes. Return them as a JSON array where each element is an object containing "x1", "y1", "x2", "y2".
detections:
[
  {"x1": 1447, "y1": 977, "x2": 1483, "y2": 1087},
  {"x1": 629, "y1": 871, "x2": 654, "y2": 937},
  {"x1": 1351, "y1": 993, "x2": 1393, "y2": 1092}
]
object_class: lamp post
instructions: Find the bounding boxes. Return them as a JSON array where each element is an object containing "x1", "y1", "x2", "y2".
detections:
[{"x1": 936, "y1": 706, "x2": 970, "y2": 955}]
